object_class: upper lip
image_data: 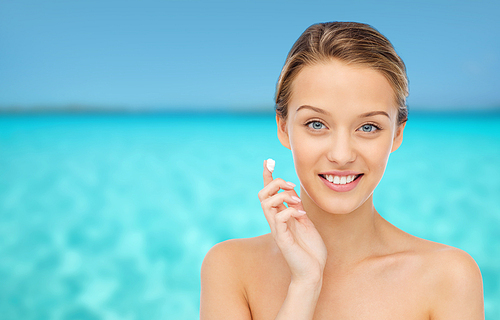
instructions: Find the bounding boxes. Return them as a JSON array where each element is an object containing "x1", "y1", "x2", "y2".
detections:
[{"x1": 318, "y1": 170, "x2": 363, "y2": 176}]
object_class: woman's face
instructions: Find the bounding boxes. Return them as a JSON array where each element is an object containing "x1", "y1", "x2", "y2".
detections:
[{"x1": 277, "y1": 59, "x2": 405, "y2": 214}]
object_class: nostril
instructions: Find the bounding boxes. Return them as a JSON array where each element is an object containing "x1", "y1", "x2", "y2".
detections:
[{"x1": 326, "y1": 148, "x2": 356, "y2": 164}]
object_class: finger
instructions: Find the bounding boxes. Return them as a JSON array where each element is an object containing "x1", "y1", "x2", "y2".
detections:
[
  {"x1": 283, "y1": 189, "x2": 304, "y2": 211},
  {"x1": 261, "y1": 201, "x2": 287, "y2": 229},
  {"x1": 261, "y1": 192, "x2": 301, "y2": 212},
  {"x1": 263, "y1": 159, "x2": 274, "y2": 187},
  {"x1": 260, "y1": 192, "x2": 291, "y2": 229},
  {"x1": 261, "y1": 193, "x2": 300, "y2": 228},
  {"x1": 274, "y1": 207, "x2": 307, "y2": 238},
  {"x1": 258, "y1": 178, "x2": 296, "y2": 201},
  {"x1": 261, "y1": 192, "x2": 301, "y2": 236}
]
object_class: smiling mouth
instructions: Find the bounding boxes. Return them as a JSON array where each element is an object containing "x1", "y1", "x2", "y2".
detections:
[{"x1": 319, "y1": 174, "x2": 363, "y2": 185}]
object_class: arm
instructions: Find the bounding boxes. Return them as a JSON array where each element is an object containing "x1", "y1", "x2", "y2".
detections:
[
  {"x1": 200, "y1": 239, "x2": 324, "y2": 320},
  {"x1": 200, "y1": 240, "x2": 252, "y2": 320},
  {"x1": 430, "y1": 248, "x2": 484, "y2": 320},
  {"x1": 275, "y1": 279, "x2": 323, "y2": 319},
  {"x1": 259, "y1": 160, "x2": 328, "y2": 319},
  {"x1": 201, "y1": 160, "x2": 328, "y2": 319}
]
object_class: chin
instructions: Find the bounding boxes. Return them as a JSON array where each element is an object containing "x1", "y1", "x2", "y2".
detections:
[
  {"x1": 303, "y1": 189, "x2": 368, "y2": 215},
  {"x1": 299, "y1": 173, "x2": 378, "y2": 215},
  {"x1": 321, "y1": 199, "x2": 365, "y2": 215}
]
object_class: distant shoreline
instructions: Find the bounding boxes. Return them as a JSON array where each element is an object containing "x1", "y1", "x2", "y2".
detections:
[
  {"x1": 0, "y1": 105, "x2": 500, "y2": 115},
  {"x1": 0, "y1": 109, "x2": 500, "y2": 119},
  {"x1": 0, "y1": 105, "x2": 276, "y2": 115}
]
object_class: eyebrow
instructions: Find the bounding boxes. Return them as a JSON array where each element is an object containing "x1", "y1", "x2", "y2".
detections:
[
  {"x1": 296, "y1": 105, "x2": 331, "y2": 115},
  {"x1": 358, "y1": 111, "x2": 391, "y2": 119},
  {"x1": 296, "y1": 105, "x2": 390, "y2": 119}
]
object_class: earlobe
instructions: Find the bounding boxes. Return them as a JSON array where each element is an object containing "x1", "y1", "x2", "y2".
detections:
[
  {"x1": 391, "y1": 122, "x2": 406, "y2": 153},
  {"x1": 276, "y1": 115, "x2": 291, "y2": 150}
]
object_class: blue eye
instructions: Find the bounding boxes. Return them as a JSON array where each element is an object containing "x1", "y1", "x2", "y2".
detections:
[
  {"x1": 358, "y1": 124, "x2": 379, "y2": 132},
  {"x1": 307, "y1": 121, "x2": 326, "y2": 130}
]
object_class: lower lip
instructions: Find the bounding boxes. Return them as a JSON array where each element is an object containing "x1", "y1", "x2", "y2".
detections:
[{"x1": 320, "y1": 175, "x2": 362, "y2": 192}]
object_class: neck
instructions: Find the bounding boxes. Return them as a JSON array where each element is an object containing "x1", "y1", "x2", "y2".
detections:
[{"x1": 300, "y1": 187, "x2": 386, "y2": 269}]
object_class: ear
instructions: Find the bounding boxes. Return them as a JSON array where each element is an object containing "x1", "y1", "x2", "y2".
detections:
[
  {"x1": 276, "y1": 115, "x2": 291, "y2": 150},
  {"x1": 391, "y1": 122, "x2": 406, "y2": 153}
]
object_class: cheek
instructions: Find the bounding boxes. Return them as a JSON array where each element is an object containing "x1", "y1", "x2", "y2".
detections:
[
  {"x1": 290, "y1": 134, "x2": 310, "y2": 166},
  {"x1": 289, "y1": 131, "x2": 323, "y2": 176},
  {"x1": 364, "y1": 137, "x2": 393, "y2": 173}
]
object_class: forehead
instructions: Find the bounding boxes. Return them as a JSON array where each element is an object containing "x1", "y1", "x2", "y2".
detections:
[{"x1": 289, "y1": 60, "x2": 397, "y2": 117}]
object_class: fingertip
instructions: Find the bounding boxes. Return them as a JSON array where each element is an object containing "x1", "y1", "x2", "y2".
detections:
[
  {"x1": 293, "y1": 209, "x2": 308, "y2": 222},
  {"x1": 286, "y1": 195, "x2": 304, "y2": 211},
  {"x1": 263, "y1": 160, "x2": 274, "y2": 186},
  {"x1": 289, "y1": 208, "x2": 307, "y2": 221},
  {"x1": 266, "y1": 158, "x2": 275, "y2": 173}
]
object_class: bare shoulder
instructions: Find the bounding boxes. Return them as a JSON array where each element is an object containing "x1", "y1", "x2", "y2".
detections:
[
  {"x1": 202, "y1": 233, "x2": 274, "y2": 271},
  {"x1": 428, "y1": 243, "x2": 482, "y2": 279},
  {"x1": 400, "y1": 234, "x2": 484, "y2": 319},
  {"x1": 200, "y1": 234, "x2": 275, "y2": 320},
  {"x1": 406, "y1": 236, "x2": 482, "y2": 285},
  {"x1": 386, "y1": 223, "x2": 481, "y2": 278},
  {"x1": 397, "y1": 232, "x2": 482, "y2": 286},
  {"x1": 423, "y1": 241, "x2": 482, "y2": 294}
]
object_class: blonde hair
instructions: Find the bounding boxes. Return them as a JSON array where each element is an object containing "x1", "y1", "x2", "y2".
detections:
[{"x1": 275, "y1": 22, "x2": 409, "y2": 125}]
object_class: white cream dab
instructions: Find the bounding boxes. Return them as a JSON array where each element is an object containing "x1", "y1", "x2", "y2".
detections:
[{"x1": 266, "y1": 158, "x2": 275, "y2": 173}]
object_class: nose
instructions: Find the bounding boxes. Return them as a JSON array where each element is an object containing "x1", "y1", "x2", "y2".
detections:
[{"x1": 326, "y1": 131, "x2": 356, "y2": 165}]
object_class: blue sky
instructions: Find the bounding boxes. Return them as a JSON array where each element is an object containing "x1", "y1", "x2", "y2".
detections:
[{"x1": 0, "y1": 0, "x2": 499, "y2": 112}]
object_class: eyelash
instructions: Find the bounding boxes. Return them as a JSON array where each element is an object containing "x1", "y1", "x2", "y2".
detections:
[
  {"x1": 304, "y1": 120, "x2": 382, "y2": 133},
  {"x1": 305, "y1": 120, "x2": 327, "y2": 131},
  {"x1": 357, "y1": 123, "x2": 382, "y2": 133}
]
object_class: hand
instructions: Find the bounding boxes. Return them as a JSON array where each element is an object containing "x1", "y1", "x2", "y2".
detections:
[{"x1": 258, "y1": 160, "x2": 327, "y2": 284}]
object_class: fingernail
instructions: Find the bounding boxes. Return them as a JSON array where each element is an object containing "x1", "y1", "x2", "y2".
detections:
[
  {"x1": 266, "y1": 158, "x2": 275, "y2": 173},
  {"x1": 291, "y1": 196, "x2": 301, "y2": 202},
  {"x1": 298, "y1": 210, "x2": 307, "y2": 215},
  {"x1": 286, "y1": 181, "x2": 296, "y2": 187}
]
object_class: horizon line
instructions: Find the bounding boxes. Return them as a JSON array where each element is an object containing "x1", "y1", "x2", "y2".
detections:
[
  {"x1": 1, "y1": 103, "x2": 499, "y2": 114},
  {"x1": 1, "y1": 108, "x2": 499, "y2": 117}
]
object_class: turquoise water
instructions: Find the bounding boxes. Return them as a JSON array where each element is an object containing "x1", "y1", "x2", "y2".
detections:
[{"x1": 0, "y1": 113, "x2": 499, "y2": 319}]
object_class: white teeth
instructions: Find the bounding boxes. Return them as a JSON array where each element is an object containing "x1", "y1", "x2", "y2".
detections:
[
  {"x1": 324, "y1": 174, "x2": 358, "y2": 185},
  {"x1": 340, "y1": 176, "x2": 347, "y2": 184}
]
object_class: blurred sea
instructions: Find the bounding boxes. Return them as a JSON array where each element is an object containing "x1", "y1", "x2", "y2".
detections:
[{"x1": 0, "y1": 112, "x2": 499, "y2": 319}]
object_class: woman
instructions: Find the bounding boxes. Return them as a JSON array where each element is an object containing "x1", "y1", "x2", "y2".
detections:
[{"x1": 200, "y1": 22, "x2": 484, "y2": 319}]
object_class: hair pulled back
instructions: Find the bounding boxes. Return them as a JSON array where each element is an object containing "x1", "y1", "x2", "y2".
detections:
[{"x1": 275, "y1": 22, "x2": 409, "y2": 125}]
